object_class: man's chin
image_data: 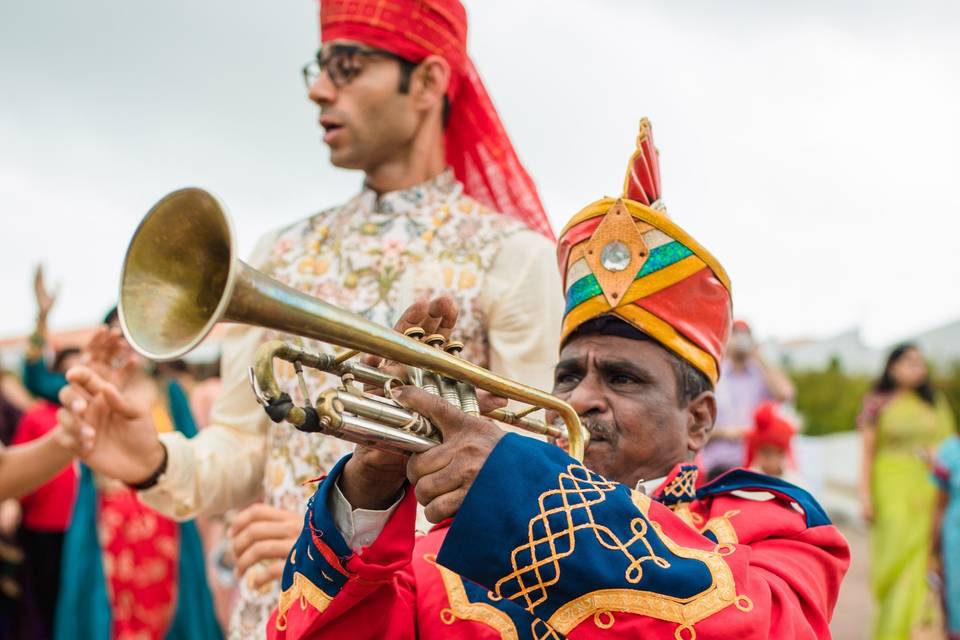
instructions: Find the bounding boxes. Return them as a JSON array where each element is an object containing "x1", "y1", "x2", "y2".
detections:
[{"x1": 326, "y1": 147, "x2": 363, "y2": 170}]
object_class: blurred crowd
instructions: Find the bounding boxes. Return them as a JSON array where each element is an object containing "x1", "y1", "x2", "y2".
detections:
[{"x1": 0, "y1": 268, "x2": 233, "y2": 639}]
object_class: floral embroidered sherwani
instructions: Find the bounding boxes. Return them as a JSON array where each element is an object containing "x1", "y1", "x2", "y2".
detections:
[{"x1": 136, "y1": 171, "x2": 563, "y2": 638}]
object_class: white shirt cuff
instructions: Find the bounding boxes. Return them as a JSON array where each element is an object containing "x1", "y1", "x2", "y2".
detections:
[{"x1": 328, "y1": 477, "x2": 403, "y2": 552}]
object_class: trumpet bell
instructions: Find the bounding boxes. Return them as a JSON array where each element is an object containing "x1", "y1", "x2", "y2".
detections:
[{"x1": 119, "y1": 188, "x2": 238, "y2": 361}]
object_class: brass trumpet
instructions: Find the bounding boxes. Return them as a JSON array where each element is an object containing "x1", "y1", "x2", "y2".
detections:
[{"x1": 117, "y1": 188, "x2": 585, "y2": 460}]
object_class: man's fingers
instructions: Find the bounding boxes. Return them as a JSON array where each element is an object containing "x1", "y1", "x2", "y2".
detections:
[
  {"x1": 360, "y1": 353, "x2": 383, "y2": 368},
  {"x1": 413, "y1": 468, "x2": 462, "y2": 507},
  {"x1": 229, "y1": 503, "x2": 293, "y2": 537},
  {"x1": 390, "y1": 295, "x2": 459, "y2": 340},
  {"x1": 101, "y1": 382, "x2": 141, "y2": 420},
  {"x1": 394, "y1": 386, "x2": 472, "y2": 439},
  {"x1": 423, "y1": 489, "x2": 467, "y2": 524},
  {"x1": 58, "y1": 384, "x2": 91, "y2": 414},
  {"x1": 65, "y1": 365, "x2": 112, "y2": 397},
  {"x1": 426, "y1": 295, "x2": 459, "y2": 341},
  {"x1": 231, "y1": 519, "x2": 300, "y2": 560},
  {"x1": 235, "y1": 539, "x2": 296, "y2": 578},
  {"x1": 476, "y1": 390, "x2": 508, "y2": 414},
  {"x1": 249, "y1": 561, "x2": 285, "y2": 590},
  {"x1": 407, "y1": 441, "x2": 455, "y2": 486},
  {"x1": 392, "y1": 298, "x2": 431, "y2": 334}
]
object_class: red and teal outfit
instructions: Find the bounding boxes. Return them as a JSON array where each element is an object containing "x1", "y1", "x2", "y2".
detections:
[{"x1": 54, "y1": 380, "x2": 222, "y2": 640}]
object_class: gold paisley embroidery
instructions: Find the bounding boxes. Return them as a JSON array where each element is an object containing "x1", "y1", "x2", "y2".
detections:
[{"x1": 425, "y1": 554, "x2": 519, "y2": 640}]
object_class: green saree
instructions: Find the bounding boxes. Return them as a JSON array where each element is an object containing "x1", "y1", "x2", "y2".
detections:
[{"x1": 869, "y1": 391, "x2": 954, "y2": 639}]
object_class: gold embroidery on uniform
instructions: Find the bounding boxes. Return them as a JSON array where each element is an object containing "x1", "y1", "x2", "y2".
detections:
[
  {"x1": 660, "y1": 467, "x2": 698, "y2": 502},
  {"x1": 494, "y1": 465, "x2": 671, "y2": 613},
  {"x1": 275, "y1": 572, "x2": 334, "y2": 630},
  {"x1": 494, "y1": 465, "x2": 741, "y2": 638},
  {"x1": 424, "y1": 554, "x2": 519, "y2": 640}
]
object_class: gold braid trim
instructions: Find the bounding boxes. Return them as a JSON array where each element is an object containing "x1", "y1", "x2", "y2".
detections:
[
  {"x1": 425, "y1": 554, "x2": 519, "y2": 640},
  {"x1": 275, "y1": 572, "x2": 334, "y2": 631}
]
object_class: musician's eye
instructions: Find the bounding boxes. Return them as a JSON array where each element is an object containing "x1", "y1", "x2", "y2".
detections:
[
  {"x1": 554, "y1": 372, "x2": 581, "y2": 389},
  {"x1": 608, "y1": 373, "x2": 640, "y2": 386}
]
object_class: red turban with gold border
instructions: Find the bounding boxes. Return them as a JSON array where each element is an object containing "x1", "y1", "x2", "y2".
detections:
[
  {"x1": 319, "y1": 0, "x2": 553, "y2": 238},
  {"x1": 557, "y1": 119, "x2": 732, "y2": 383}
]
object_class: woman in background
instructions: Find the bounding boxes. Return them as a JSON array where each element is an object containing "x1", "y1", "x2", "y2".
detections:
[{"x1": 859, "y1": 343, "x2": 955, "y2": 639}]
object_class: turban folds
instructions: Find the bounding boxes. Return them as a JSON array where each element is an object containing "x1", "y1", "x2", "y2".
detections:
[
  {"x1": 557, "y1": 119, "x2": 732, "y2": 383},
  {"x1": 319, "y1": 0, "x2": 553, "y2": 238}
]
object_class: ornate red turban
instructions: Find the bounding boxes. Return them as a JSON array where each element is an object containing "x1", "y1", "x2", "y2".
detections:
[
  {"x1": 319, "y1": 0, "x2": 553, "y2": 238},
  {"x1": 556, "y1": 119, "x2": 732, "y2": 383}
]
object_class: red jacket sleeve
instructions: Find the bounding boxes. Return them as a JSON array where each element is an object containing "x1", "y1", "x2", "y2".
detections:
[{"x1": 267, "y1": 455, "x2": 419, "y2": 640}]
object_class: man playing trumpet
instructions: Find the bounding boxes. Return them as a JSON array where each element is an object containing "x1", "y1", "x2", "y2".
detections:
[{"x1": 261, "y1": 120, "x2": 850, "y2": 639}]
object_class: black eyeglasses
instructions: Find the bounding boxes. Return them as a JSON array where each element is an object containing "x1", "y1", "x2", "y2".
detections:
[{"x1": 302, "y1": 44, "x2": 406, "y2": 89}]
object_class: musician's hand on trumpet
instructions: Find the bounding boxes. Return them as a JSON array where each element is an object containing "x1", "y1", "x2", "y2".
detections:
[
  {"x1": 341, "y1": 295, "x2": 470, "y2": 511},
  {"x1": 399, "y1": 384, "x2": 505, "y2": 523}
]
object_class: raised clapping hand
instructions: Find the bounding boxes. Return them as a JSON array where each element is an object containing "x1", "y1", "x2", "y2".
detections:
[
  {"x1": 33, "y1": 264, "x2": 57, "y2": 321},
  {"x1": 56, "y1": 327, "x2": 165, "y2": 485}
]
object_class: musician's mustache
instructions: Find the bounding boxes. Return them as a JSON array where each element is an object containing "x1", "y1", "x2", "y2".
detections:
[{"x1": 581, "y1": 415, "x2": 618, "y2": 446}]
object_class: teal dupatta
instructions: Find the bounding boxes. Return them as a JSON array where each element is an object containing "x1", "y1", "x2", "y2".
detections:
[{"x1": 54, "y1": 380, "x2": 223, "y2": 640}]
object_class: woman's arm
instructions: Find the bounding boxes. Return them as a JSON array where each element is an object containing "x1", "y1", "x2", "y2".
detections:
[
  {"x1": 931, "y1": 488, "x2": 947, "y2": 567},
  {"x1": 0, "y1": 373, "x2": 36, "y2": 413},
  {"x1": 0, "y1": 426, "x2": 76, "y2": 500}
]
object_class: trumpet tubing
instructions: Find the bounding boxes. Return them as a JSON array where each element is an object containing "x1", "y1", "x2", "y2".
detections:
[{"x1": 118, "y1": 188, "x2": 585, "y2": 460}]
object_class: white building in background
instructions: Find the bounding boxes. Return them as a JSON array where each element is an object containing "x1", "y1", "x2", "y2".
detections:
[
  {"x1": 912, "y1": 319, "x2": 960, "y2": 370},
  {"x1": 761, "y1": 318, "x2": 960, "y2": 374},
  {"x1": 762, "y1": 328, "x2": 881, "y2": 374}
]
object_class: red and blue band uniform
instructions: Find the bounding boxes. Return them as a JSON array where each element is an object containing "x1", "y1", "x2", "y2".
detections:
[
  {"x1": 266, "y1": 113, "x2": 850, "y2": 638},
  {"x1": 267, "y1": 435, "x2": 848, "y2": 639}
]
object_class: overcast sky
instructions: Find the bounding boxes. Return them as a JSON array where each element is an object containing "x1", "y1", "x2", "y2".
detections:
[{"x1": 1, "y1": 0, "x2": 958, "y2": 349}]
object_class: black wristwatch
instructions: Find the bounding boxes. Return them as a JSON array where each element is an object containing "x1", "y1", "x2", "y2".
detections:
[{"x1": 128, "y1": 443, "x2": 169, "y2": 491}]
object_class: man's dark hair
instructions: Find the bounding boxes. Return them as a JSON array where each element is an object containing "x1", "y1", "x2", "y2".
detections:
[
  {"x1": 52, "y1": 347, "x2": 82, "y2": 374},
  {"x1": 569, "y1": 316, "x2": 712, "y2": 407},
  {"x1": 397, "y1": 59, "x2": 452, "y2": 126}
]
